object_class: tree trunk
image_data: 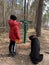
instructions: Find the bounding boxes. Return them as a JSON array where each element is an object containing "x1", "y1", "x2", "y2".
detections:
[
  {"x1": 36, "y1": 0, "x2": 43, "y2": 37},
  {"x1": 3, "y1": 0, "x2": 6, "y2": 27},
  {"x1": 26, "y1": 0, "x2": 29, "y2": 20},
  {"x1": 11, "y1": 0, "x2": 15, "y2": 14},
  {"x1": 24, "y1": 0, "x2": 26, "y2": 20}
]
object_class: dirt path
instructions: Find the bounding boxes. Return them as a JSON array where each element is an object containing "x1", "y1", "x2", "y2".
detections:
[{"x1": 0, "y1": 29, "x2": 49, "y2": 65}]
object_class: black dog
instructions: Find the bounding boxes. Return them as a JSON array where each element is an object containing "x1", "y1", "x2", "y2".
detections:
[{"x1": 29, "y1": 35, "x2": 43, "y2": 64}]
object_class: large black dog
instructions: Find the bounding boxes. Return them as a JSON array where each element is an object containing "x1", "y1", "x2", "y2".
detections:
[{"x1": 29, "y1": 35, "x2": 43, "y2": 64}]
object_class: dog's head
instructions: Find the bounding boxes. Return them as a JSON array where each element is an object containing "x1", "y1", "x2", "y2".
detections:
[{"x1": 29, "y1": 35, "x2": 37, "y2": 41}]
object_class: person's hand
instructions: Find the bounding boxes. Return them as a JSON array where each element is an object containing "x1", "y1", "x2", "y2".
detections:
[
  {"x1": 15, "y1": 39, "x2": 22, "y2": 44},
  {"x1": 20, "y1": 22, "x2": 22, "y2": 24}
]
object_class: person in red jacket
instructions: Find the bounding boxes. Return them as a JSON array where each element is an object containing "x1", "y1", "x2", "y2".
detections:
[{"x1": 8, "y1": 15, "x2": 21, "y2": 56}]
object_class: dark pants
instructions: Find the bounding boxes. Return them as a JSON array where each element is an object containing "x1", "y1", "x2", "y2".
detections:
[{"x1": 9, "y1": 40, "x2": 15, "y2": 53}]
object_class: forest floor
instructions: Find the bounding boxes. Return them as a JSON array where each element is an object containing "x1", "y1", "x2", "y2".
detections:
[{"x1": 0, "y1": 28, "x2": 49, "y2": 65}]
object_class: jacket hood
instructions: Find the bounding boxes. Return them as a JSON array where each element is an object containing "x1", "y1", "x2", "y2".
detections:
[{"x1": 8, "y1": 19, "x2": 20, "y2": 27}]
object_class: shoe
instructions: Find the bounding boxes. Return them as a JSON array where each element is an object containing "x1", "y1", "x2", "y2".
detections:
[
  {"x1": 9, "y1": 51, "x2": 12, "y2": 54},
  {"x1": 11, "y1": 52, "x2": 16, "y2": 56},
  {"x1": 13, "y1": 52, "x2": 16, "y2": 55},
  {"x1": 8, "y1": 52, "x2": 13, "y2": 57}
]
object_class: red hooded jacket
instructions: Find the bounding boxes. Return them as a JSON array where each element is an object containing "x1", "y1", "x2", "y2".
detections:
[{"x1": 8, "y1": 19, "x2": 20, "y2": 41}]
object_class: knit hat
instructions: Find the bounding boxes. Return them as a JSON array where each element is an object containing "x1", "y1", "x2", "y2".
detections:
[{"x1": 10, "y1": 15, "x2": 17, "y2": 20}]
